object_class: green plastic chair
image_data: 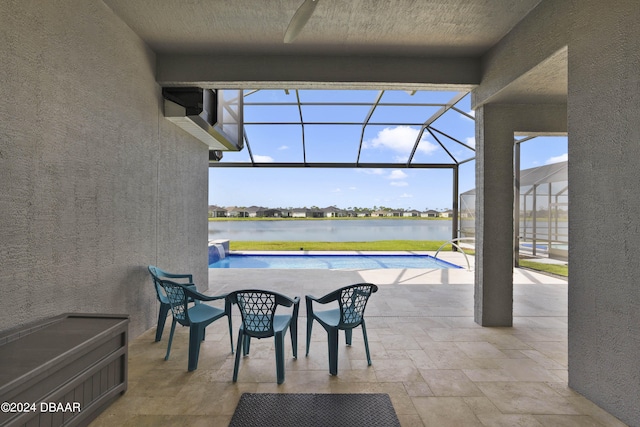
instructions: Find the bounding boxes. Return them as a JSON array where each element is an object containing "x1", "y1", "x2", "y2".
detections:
[
  {"x1": 305, "y1": 283, "x2": 378, "y2": 375},
  {"x1": 228, "y1": 290, "x2": 300, "y2": 384},
  {"x1": 158, "y1": 279, "x2": 233, "y2": 371},
  {"x1": 148, "y1": 265, "x2": 201, "y2": 342}
]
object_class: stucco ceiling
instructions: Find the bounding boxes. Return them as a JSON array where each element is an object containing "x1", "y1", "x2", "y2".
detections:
[
  {"x1": 103, "y1": 0, "x2": 542, "y2": 57},
  {"x1": 103, "y1": 0, "x2": 566, "y2": 105}
]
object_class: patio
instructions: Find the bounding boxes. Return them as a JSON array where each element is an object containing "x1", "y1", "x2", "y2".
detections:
[{"x1": 90, "y1": 254, "x2": 626, "y2": 426}]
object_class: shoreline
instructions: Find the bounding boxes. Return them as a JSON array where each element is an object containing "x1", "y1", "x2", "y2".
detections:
[{"x1": 208, "y1": 216, "x2": 452, "y2": 221}]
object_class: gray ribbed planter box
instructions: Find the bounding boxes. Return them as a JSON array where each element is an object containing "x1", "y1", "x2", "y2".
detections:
[{"x1": 0, "y1": 313, "x2": 129, "y2": 427}]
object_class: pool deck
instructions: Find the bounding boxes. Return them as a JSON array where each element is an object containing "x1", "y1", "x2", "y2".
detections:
[{"x1": 90, "y1": 252, "x2": 625, "y2": 427}]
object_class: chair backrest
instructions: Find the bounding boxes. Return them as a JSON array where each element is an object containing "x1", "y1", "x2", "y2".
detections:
[
  {"x1": 229, "y1": 290, "x2": 291, "y2": 339},
  {"x1": 158, "y1": 279, "x2": 191, "y2": 327},
  {"x1": 338, "y1": 283, "x2": 378, "y2": 328},
  {"x1": 148, "y1": 265, "x2": 169, "y2": 304}
]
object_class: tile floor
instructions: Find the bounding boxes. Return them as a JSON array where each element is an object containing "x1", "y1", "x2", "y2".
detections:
[{"x1": 91, "y1": 256, "x2": 627, "y2": 426}]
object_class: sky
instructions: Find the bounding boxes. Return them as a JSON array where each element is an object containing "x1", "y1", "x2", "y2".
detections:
[{"x1": 209, "y1": 90, "x2": 567, "y2": 211}]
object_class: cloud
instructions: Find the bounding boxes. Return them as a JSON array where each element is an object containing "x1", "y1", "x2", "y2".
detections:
[
  {"x1": 364, "y1": 126, "x2": 437, "y2": 155},
  {"x1": 545, "y1": 153, "x2": 568, "y2": 164},
  {"x1": 278, "y1": 145, "x2": 289, "y2": 150},
  {"x1": 399, "y1": 193, "x2": 413, "y2": 198},
  {"x1": 253, "y1": 155, "x2": 274, "y2": 162},
  {"x1": 387, "y1": 170, "x2": 409, "y2": 187},
  {"x1": 331, "y1": 188, "x2": 341, "y2": 193},
  {"x1": 393, "y1": 154, "x2": 410, "y2": 163},
  {"x1": 462, "y1": 110, "x2": 475, "y2": 121},
  {"x1": 465, "y1": 137, "x2": 476, "y2": 148},
  {"x1": 388, "y1": 170, "x2": 408, "y2": 180},
  {"x1": 358, "y1": 168, "x2": 385, "y2": 175},
  {"x1": 348, "y1": 186, "x2": 357, "y2": 190}
]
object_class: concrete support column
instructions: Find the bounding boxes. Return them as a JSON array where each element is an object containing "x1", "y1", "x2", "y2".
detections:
[
  {"x1": 474, "y1": 104, "x2": 515, "y2": 326},
  {"x1": 473, "y1": 104, "x2": 567, "y2": 327}
]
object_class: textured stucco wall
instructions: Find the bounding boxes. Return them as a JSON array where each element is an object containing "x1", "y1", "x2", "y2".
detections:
[
  {"x1": 0, "y1": 0, "x2": 208, "y2": 338},
  {"x1": 567, "y1": 0, "x2": 640, "y2": 424}
]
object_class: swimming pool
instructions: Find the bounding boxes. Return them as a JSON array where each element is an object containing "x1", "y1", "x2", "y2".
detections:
[{"x1": 209, "y1": 254, "x2": 461, "y2": 269}]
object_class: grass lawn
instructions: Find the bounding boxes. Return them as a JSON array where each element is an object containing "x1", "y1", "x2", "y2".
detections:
[{"x1": 518, "y1": 259, "x2": 568, "y2": 277}]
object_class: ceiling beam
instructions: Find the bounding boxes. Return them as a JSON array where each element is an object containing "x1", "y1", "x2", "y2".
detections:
[
  {"x1": 157, "y1": 54, "x2": 480, "y2": 89},
  {"x1": 472, "y1": 1, "x2": 569, "y2": 108}
]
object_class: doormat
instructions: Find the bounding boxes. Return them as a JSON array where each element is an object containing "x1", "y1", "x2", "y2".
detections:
[{"x1": 229, "y1": 393, "x2": 401, "y2": 427}]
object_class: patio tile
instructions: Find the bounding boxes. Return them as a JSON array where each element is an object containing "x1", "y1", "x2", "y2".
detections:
[
  {"x1": 89, "y1": 265, "x2": 626, "y2": 427},
  {"x1": 476, "y1": 382, "x2": 581, "y2": 414},
  {"x1": 375, "y1": 364, "x2": 424, "y2": 383},
  {"x1": 462, "y1": 396, "x2": 501, "y2": 415},
  {"x1": 476, "y1": 413, "x2": 545, "y2": 427},
  {"x1": 412, "y1": 396, "x2": 484, "y2": 426},
  {"x1": 455, "y1": 341, "x2": 509, "y2": 359},
  {"x1": 491, "y1": 358, "x2": 561, "y2": 382},
  {"x1": 462, "y1": 368, "x2": 518, "y2": 382},
  {"x1": 396, "y1": 413, "x2": 427, "y2": 427},
  {"x1": 420, "y1": 369, "x2": 484, "y2": 397},
  {"x1": 403, "y1": 381, "x2": 435, "y2": 397},
  {"x1": 532, "y1": 415, "x2": 607, "y2": 426},
  {"x1": 405, "y1": 348, "x2": 439, "y2": 370}
]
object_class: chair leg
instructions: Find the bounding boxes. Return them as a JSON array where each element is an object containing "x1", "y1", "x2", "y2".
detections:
[
  {"x1": 155, "y1": 303, "x2": 170, "y2": 342},
  {"x1": 243, "y1": 334, "x2": 251, "y2": 356},
  {"x1": 227, "y1": 314, "x2": 234, "y2": 354},
  {"x1": 306, "y1": 317, "x2": 313, "y2": 356},
  {"x1": 275, "y1": 331, "x2": 285, "y2": 384},
  {"x1": 290, "y1": 318, "x2": 298, "y2": 359},
  {"x1": 232, "y1": 329, "x2": 244, "y2": 382},
  {"x1": 305, "y1": 298, "x2": 314, "y2": 356},
  {"x1": 188, "y1": 324, "x2": 204, "y2": 371},
  {"x1": 361, "y1": 320, "x2": 372, "y2": 366},
  {"x1": 327, "y1": 328, "x2": 339, "y2": 375},
  {"x1": 345, "y1": 328, "x2": 353, "y2": 346},
  {"x1": 165, "y1": 318, "x2": 177, "y2": 361}
]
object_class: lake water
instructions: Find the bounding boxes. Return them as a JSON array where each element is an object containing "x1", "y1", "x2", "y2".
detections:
[{"x1": 208, "y1": 219, "x2": 453, "y2": 242}]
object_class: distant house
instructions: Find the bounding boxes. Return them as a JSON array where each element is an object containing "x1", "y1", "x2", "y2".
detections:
[
  {"x1": 322, "y1": 206, "x2": 346, "y2": 217},
  {"x1": 291, "y1": 208, "x2": 309, "y2": 218},
  {"x1": 245, "y1": 206, "x2": 266, "y2": 217},
  {"x1": 226, "y1": 207, "x2": 249, "y2": 217},
  {"x1": 402, "y1": 209, "x2": 420, "y2": 217},
  {"x1": 390, "y1": 210, "x2": 403, "y2": 217},
  {"x1": 421, "y1": 210, "x2": 440, "y2": 218},
  {"x1": 308, "y1": 208, "x2": 324, "y2": 218},
  {"x1": 356, "y1": 211, "x2": 371, "y2": 217},
  {"x1": 262, "y1": 208, "x2": 283, "y2": 217},
  {"x1": 439, "y1": 210, "x2": 455, "y2": 218},
  {"x1": 208, "y1": 205, "x2": 227, "y2": 218}
]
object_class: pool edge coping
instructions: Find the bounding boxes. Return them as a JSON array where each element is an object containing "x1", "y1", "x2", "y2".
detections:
[{"x1": 210, "y1": 250, "x2": 467, "y2": 270}]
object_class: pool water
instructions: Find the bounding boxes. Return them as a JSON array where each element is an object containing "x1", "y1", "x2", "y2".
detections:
[{"x1": 209, "y1": 254, "x2": 461, "y2": 269}]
